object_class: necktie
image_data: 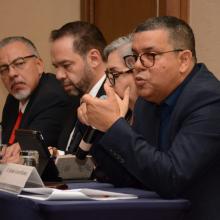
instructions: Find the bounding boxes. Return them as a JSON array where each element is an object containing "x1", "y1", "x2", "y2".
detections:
[
  {"x1": 66, "y1": 121, "x2": 83, "y2": 154},
  {"x1": 8, "y1": 111, "x2": 23, "y2": 145}
]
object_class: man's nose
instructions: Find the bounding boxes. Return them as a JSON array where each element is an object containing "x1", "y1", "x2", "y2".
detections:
[
  {"x1": 133, "y1": 57, "x2": 145, "y2": 73},
  {"x1": 55, "y1": 68, "x2": 66, "y2": 80},
  {"x1": 7, "y1": 65, "x2": 19, "y2": 78}
]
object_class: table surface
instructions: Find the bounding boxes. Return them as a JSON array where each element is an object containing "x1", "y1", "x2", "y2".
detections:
[{"x1": 0, "y1": 181, "x2": 190, "y2": 220}]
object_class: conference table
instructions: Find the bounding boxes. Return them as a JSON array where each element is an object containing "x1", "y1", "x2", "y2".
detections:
[{"x1": 0, "y1": 181, "x2": 190, "y2": 220}]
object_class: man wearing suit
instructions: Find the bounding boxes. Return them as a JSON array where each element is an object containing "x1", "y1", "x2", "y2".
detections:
[
  {"x1": 78, "y1": 16, "x2": 220, "y2": 220},
  {"x1": 0, "y1": 36, "x2": 74, "y2": 162},
  {"x1": 50, "y1": 21, "x2": 107, "y2": 154}
]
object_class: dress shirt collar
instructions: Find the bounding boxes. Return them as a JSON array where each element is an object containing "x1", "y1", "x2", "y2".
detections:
[
  {"x1": 19, "y1": 99, "x2": 29, "y2": 113},
  {"x1": 89, "y1": 75, "x2": 106, "y2": 97}
]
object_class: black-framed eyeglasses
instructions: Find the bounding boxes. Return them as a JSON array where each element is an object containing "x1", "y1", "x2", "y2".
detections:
[
  {"x1": 0, "y1": 55, "x2": 37, "y2": 77},
  {"x1": 105, "y1": 68, "x2": 133, "y2": 86},
  {"x1": 123, "y1": 49, "x2": 183, "y2": 69}
]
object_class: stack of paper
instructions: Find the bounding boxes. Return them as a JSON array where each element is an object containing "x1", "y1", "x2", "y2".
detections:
[{"x1": 19, "y1": 187, "x2": 138, "y2": 201}]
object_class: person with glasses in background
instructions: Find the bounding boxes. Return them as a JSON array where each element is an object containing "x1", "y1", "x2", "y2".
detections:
[
  {"x1": 0, "y1": 36, "x2": 74, "y2": 163},
  {"x1": 89, "y1": 35, "x2": 143, "y2": 186},
  {"x1": 104, "y1": 34, "x2": 137, "y2": 118},
  {"x1": 78, "y1": 16, "x2": 220, "y2": 220}
]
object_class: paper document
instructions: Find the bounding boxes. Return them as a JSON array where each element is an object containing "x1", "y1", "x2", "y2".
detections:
[{"x1": 19, "y1": 187, "x2": 138, "y2": 201}]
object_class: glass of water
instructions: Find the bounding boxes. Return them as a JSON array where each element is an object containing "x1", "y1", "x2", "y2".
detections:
[{"x1": 20, "y1": 150, "x2": 39, "y2": 167}]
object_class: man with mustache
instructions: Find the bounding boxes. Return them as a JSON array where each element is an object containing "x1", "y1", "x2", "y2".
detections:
[{"x1": 0, "y1": 36, "x2": 74, "y2": 163}]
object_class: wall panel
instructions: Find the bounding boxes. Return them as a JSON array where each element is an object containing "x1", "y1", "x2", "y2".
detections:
[
  {"x1": 190, "y1": 0, "x2": 220, "y2": 79},
  {"x1": 0, "y1": 0, "x2": 80, "y2": 120}
]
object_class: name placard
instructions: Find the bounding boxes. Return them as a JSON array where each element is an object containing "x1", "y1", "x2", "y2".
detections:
[{"x1": 0, "y1": 163, "x2": 44, "y2": 194}]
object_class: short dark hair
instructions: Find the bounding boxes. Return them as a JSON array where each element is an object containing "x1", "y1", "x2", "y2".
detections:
[
  {"x1": 50, "y1": 21, "x2": 107, "y2": 61},
  {"x1": 134, "y1": 16, "x2": 196, "y2": 61}
]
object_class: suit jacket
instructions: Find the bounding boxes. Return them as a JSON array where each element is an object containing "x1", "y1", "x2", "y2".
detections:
[
  {"x1": 1, "y1": 73, "x2": 76, "y2": 147},
  {"x1": 58, "y1": 78, "x2": 106, "y2": 152},
  {"x1": 98, "y1": 63, "x2": 220, "y2": 220},
  {"x1": 91, "y1": 90, "x2": 145, "y2": 187},
  {"x1": 57, "y1": 98, "x2": 80, "y2": 151},
  {"x1": 56, "y1": 77, "x2": 136, "y2": 184}
]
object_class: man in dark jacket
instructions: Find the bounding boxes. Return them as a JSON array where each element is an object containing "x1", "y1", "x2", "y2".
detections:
[
  {"x1": 78, "y1": 16, "x2": 220, "y2": 220},
  {"x1": 0, "y1": 36, "x2": 74, "y2": 162},
  {"x1": 50, "y1": 21, "x2": 107, "y2": 152}
]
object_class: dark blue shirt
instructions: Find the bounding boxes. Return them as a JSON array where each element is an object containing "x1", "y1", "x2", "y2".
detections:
[{"x1": 158, "y1": 64, "x2": 199, "y2": 151}]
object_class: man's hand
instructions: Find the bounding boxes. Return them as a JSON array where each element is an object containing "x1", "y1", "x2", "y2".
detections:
[
  {"x1": 0, "y1": 142, "x2": 22, "y2": 164},
  {"x1": 77, "y1": 83, "x2": 130, "y2": 132},
  {"x1": 48, "y1": 146, "x2": 60, "y2": 157}
]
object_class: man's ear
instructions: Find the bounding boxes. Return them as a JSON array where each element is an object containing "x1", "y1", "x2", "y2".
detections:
[
  {"x1": 35, "y1": 57, "x2": 45, "y2": 75},
  {"x1": 179, "y1": 50, "x2": 192, "y2": 74},
  {"x1": 86, "y1": 49, "x2": 102, "y2": 68}
]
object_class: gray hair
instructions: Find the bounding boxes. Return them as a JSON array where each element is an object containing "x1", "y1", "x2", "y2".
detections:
[
  {"x1": 103, "y1": 35, "x2": 132, "y2": 60},
  {"x1": 0, "y1": 36, "x2": 40, "y2": 57}
]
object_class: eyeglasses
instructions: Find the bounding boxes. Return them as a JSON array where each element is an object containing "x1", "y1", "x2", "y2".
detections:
[
  {"x1": 105, "y1": 68, "x2": 133, "y2": 86},
  {"x1": 123, "y1": 49, "x2": 183, "y2": 69},
  {"x1": 0, "y1": 55, "x2": 37, "y2": 77}
]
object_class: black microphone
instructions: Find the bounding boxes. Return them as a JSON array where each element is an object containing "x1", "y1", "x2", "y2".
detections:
[
  {"x1": 76, "y1": 95, "x2": 106, "y2": 160},
  {"x1": 82, "y1": 125, "x2": 98, "y2": 144}
]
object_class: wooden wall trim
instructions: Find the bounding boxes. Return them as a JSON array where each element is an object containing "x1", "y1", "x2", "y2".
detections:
[
  {"x1": 81, "y1": 0, "x2": 189, "y2": 23},
  {"x1": 180, "y1": 0, "x2": 189, "y2": 22},
  {"x1": 160, "y1": 0, "x2": 189, "y2": 22},
  {"x1": 80, "y1": 0, "x2": 95, "y2": 23}
]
